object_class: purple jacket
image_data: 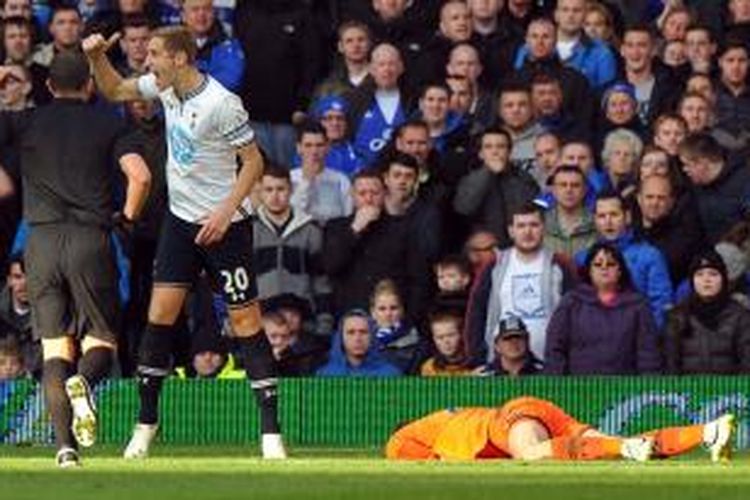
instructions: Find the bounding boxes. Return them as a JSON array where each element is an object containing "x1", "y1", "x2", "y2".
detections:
[{"x1": 544, "y1": 284, "x2": 663, "y2": 375}]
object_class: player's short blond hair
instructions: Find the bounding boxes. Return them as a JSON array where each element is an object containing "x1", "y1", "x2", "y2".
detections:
[{"x1": 151, "y1": 25, "x2": 197, "y2": 64}]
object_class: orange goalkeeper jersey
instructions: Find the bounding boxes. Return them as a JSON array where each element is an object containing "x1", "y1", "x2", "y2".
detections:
[
  {"x1": 385, "y1": 397, "x2": 590, "y2": 460},
  {"x1": 385, "y1": 407, "x2": 509, "y2": 460}
]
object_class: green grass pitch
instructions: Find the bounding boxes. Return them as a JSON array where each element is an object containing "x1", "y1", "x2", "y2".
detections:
[{"x1": 1, "y1": 446, "x2": 749, "y2": 500}]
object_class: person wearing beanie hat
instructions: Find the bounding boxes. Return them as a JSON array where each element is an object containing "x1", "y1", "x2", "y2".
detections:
[
  {"x1": 312, "y1": 95, "x2": 349, "y2": 120},
  {"x1": 665, "y1": 249, "x2": 750, "y2": 374},
  {"x1": 291, "y1": 95, "x2": 364, "y2": 177},
  {"x1": 596, "y1": 81, "x2": 646, "y2": 152},
  {"x1": 687, "y1": 249, "x2": 731, "y2": 322},
  {"x1": 602, "y1": 82, "x2": 637, "y2": 118}
]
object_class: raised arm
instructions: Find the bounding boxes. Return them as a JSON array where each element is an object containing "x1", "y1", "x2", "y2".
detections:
[{"x1": 82, "y1": 33, "x2": 143, "y2": 102}]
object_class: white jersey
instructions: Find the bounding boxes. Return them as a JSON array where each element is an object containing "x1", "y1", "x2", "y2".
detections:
[
  {"x1": 499, "y1": 249, "x2": 549, "y2": 361},
  {"x1": 137, "y1": 73, "x2": 255, "y2": 223}
]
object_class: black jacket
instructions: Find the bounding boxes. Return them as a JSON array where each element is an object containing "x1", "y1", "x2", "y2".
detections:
[
  {"x1": 515, "y1": 55, "x2": 595, "y2": 135},
  {"x1": 453, "y1": 164, "x2": 540, "y2": 247},
  {"x1": 616, "y1": 62, "x2": 681, "y2": 127},
  {"x1": 324, "y1": 211, "x2": 431, "y2": 322},
  {"x1": 471, "y1": 29, "x2": 521, "y2": 91},
  {"x1": 276, "y1": 333, "x2": 330, "y2": 377},
  {"x1": 235, "y1": 0, "x2": 322, "y2": 123},
  {"x1": 404, "y1": 33, "x2": 454, "y2": 91},
  {"x1": 715, "y1": 81, "x2": 750, "y2": 139},
  {"x1": 692, "y1": 160, "x2": 750, "y2": 244},
  {"x1": 635, "y1": 193, "x2": 706, "y2": 284},
  {"x1": 339, "y1": 0, "x2": 437, "y2": 72},
  {"x1": 666, "y1": 300, "x2": 750, "y2": 375},
  {"x1": 488, "y1": 354, "x2": 542, "y2": 376}
]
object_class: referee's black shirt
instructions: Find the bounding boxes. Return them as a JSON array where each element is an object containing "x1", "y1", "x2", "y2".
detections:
[{"x1": 0, "y1": 98, "x2": 141, "y2": 227}]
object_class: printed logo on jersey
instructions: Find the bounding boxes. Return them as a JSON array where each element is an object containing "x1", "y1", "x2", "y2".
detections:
[
  {"x1": 511, "y1": 272, "x2": 545, "y2": 319},
  {"x1": 368, "y1": 126, "x2": 393, "y2": 154},
  {"x1": 169, "y1": 125, "x2": 196, "y2": 170}
]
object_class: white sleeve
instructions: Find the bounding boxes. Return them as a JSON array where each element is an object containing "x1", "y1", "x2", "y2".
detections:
[
  {"x1": 216, "y1": 93, "x2": 255, "y2": 147},
  {"x1": 136, "y1": 73, "x2": 160, "y2": 100}
]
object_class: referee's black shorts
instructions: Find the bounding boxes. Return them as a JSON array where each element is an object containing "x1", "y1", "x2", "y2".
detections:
[
  {"x1": 25, "y1": 224, "x2": 120, "y2": 342},
  {"x1": 153, "y1": 211, "x2": 258, "y2": 309}
]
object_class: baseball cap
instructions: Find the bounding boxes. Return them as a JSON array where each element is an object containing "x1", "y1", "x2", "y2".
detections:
[
  {"x1": 312, "y1": 95, "x2": 348, "y2": 119},
  {"x1": 494, "y1": 317, "x2": 529, "y2": 341}
]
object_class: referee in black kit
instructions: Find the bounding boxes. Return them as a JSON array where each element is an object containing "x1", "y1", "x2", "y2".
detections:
[{"x1": 0, "y1": 50, "x2": 151, "y2": 467}]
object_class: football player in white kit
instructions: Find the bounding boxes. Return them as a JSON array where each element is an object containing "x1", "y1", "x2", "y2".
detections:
[{"x1": 83, "y1": 26, "x2": 287, "y2": 460}]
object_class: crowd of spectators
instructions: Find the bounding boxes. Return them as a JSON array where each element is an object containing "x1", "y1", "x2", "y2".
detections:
[{"x1": 2, "y1": 0, "x2": 750, "y2": 380}]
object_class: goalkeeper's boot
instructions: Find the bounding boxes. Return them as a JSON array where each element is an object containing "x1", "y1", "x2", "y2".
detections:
[
  {"x1": 704, "y1": 414, "x2": 735, "y2": 463},
  {"x1": 65, "y1": 375, "x2": 97, "y2": 448},
  {"x1": 262, "y1": 433, "x2": 288, "y2": 460},
  {"x1": 56, "y1": 447, "x2": 81, "y2": 468},
  {"x1": 124, "y1": 423, "x2": 158, "y2": 459},
  {"x1": 621, "y1": 436, "x2": 654, "y2": 462}
]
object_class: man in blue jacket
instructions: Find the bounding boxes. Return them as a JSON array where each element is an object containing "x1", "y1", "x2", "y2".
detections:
[
  {"x1": 575, "y1": 192, "x2": 673, "y2": 329},
  {"x1": 553, "y1": 0, "x2": 617, "y2": 89},
  {"x1": 316, "y1": 309, "x2": 401, "y2": 377},
  {"x1": 182, "y1": 0, "x2": 244, "y2": 92}
]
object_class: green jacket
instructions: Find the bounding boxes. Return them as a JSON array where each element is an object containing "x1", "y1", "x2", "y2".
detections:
[{"x1": 544, "y1": 208, "x2": 596, "y2": 258}]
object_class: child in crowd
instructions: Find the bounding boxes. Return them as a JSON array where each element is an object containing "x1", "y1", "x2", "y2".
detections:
[
  {"x1": 430, "y1": 254, "x2": 472, "y2": 316},
  {"x1": 369, "y1": 280, "x2": 424, "y2": 374},
  {"x1": 420, "y1": 309, "x2": 473, "y2": 376},
  {"x1": 0, "y1": 337, "x2": 25, "y2": 380},
  {"x1": 262, "y1": 295, "x2": 329, "y2": 376}
]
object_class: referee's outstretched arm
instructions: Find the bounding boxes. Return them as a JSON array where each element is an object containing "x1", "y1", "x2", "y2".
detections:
[
  {"x1": 119, "y1": 153, "x2": 152, "y2": 221},
  {"x1": 83, "y1": 33, "x2": 142, "y2": 102}
]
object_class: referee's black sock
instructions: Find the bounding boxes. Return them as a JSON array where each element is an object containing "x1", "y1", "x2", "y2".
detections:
[
  {"x1": 234, "y1": 335, "x2": 281, "y2": 434},
  {"x1": 135, "y1": 324, "x2": 175, "y2": 426},
  {"x1": 78, "y1": 346, "x2": 114, "y2": 388},
  {"x1": 43, "y1": 358, "x2": 76, "y2": 450}
]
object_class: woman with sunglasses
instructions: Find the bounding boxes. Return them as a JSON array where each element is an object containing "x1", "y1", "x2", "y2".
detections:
[{"x1": 544, "y1": 242, "x2": 662, "y2": 374}]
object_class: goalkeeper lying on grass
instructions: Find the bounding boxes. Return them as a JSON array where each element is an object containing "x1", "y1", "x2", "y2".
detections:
[{"x1": 386, "y1": 396, "x2": 734, "y2": 462}]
